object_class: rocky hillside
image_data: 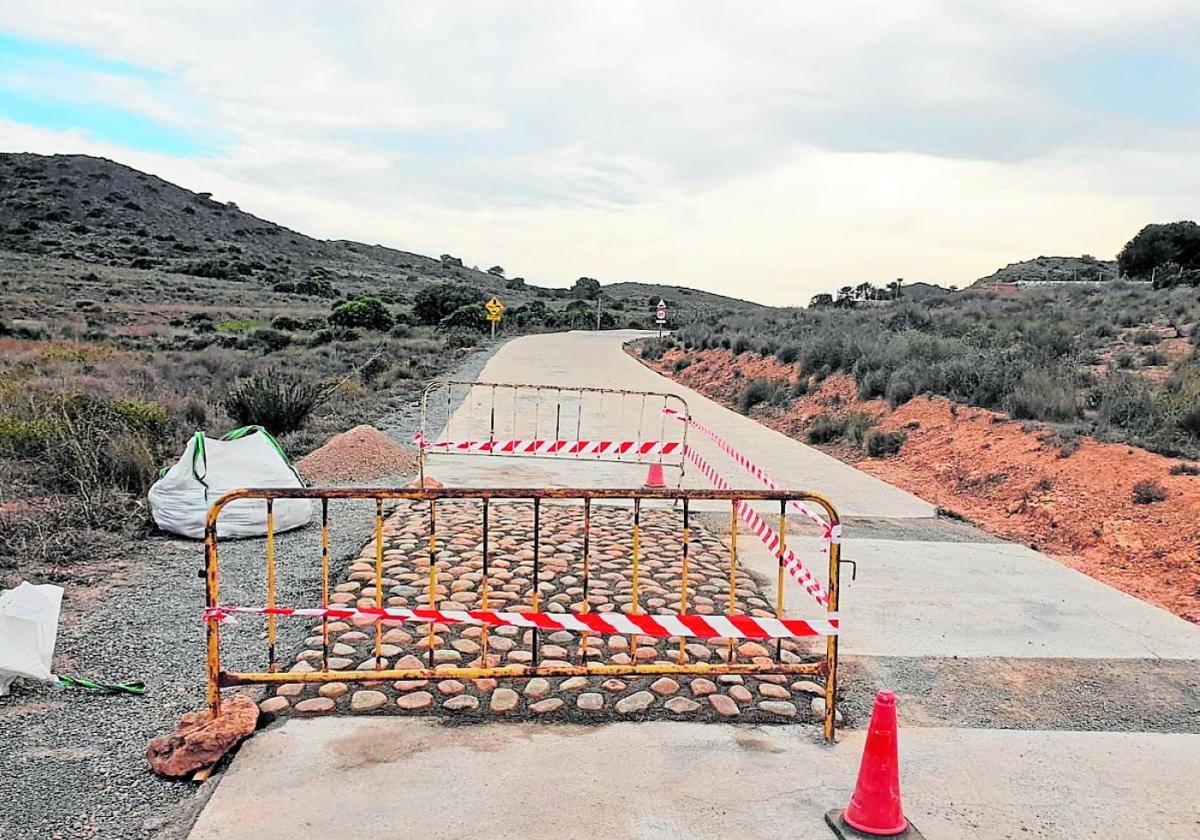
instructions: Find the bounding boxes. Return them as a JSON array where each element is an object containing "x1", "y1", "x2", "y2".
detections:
[
  {"x1": 0, "y1": 152, "x2": 520, "y2": 299},
  {"x1": 971, "y1": 255, "x2": 1118, "y2": 286},
  {"x1": 0, "y1": 153, "x2": 765, "y2": 321}
]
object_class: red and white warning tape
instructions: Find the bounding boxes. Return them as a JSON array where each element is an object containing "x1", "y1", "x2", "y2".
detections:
[
  {"x1": 203, "y1": 604, "x2": 838, "y2": 640},
  {"x1": 681, "y1": 445, "x2": 831, "y2": 607},
  {"x1": 663, "y1": 407, "x2": 840, "y2": 548},
  {"x1": 413, "y1": 435, "x2": 680, "y2": 457}
]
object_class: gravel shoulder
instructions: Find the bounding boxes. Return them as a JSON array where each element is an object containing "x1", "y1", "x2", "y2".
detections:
[{"x1": 0, "y1": 341, "x2": 505, "y2": 840}]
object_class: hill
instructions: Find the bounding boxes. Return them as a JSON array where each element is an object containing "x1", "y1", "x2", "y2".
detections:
[
  {"x1": 0, "y1": 152, "x2": 532, "y2": 298},
  {"x1": 898, "y1": 281, "x2": 951, "y2": 300},
  {"x1": 971, "y1": 255, "x2": 1118, "y2": 287},
  {"x1": 0, "y1": 152, "x2": 749, "y2": 324}
]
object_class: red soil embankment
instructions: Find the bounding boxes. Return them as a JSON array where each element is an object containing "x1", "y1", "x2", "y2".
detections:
[{"x1": 647, "y1": 347, "x2": 1200, "y2": 624}]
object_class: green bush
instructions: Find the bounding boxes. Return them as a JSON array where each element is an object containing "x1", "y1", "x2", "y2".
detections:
[
  {"x1": 216, "y1": 318, "x2": 257, "y2": 333},
  {"x1": 1005, "y1": 370, "x2": 1079, "y2": 422},
  {"x1": 737, "y1": 379, "x2": 785, "y2": 414},
  {"x1": 445, "y1": 330, "x2": 478, "y2": 349},
  {"x1": 222, "y1": 370, "x2": 333, "y2": 434},
  {"x1": 806, "y1": 415, "x2": 848, "y2": 444},
  {"x1": 843, "y1": 412, "x2": 877, "y2": 447},
  {"x1": 270, "y1": 315, "x2": 303, "y2": 331},
  {"x1": 440, "y1": 302, "x2": 488, "y2": 331},
  {"x1": 0, "y1": 415, "x2": 63, "y2": 457},
  {"x1": 640, "y1": 339, "x2": 672, "y2": 361},
  {"x1": 0, "y1": 393, "x2": 174, "y2": 518},
  {"x1": 413, "y1": 284, "x2": 479, "y2": 325},
  {"x1": 329, "y1": 296, "x2": 394, "y2": 331},
  {"x1": 250, "y1": 328, "x2": 292, "y2": 352}
]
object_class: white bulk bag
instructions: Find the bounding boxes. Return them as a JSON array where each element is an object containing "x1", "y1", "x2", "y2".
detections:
[
  {"x1": 0, "y1": 582, "x2": 63, "y2": 695},
  {"x1": 148, "y1": 426, "x2": 312, "y2": 539}
]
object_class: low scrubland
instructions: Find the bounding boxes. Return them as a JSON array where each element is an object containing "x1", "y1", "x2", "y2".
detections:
[
  {"x1": 0, "y1": 271, "x2": 517, "y2": 583},
  {"x1": 645, "y1": 282, "x2": 1200, "y2": 460}
]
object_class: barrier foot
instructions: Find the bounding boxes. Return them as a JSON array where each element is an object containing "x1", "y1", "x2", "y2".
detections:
[{"x1": 824, "y1": 810, "x2": 925, "y2": 839}]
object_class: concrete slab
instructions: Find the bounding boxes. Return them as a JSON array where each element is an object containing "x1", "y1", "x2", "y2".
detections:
[
  {"x1": 425, "y1": 331, "x2": 935, "y2": 519},
  {"x1": 736, "y1": 536, "x2": 1200, "y2": 659},
  {"x1": 189, "y1": 718, "x2": 1200, "y2": 840}
]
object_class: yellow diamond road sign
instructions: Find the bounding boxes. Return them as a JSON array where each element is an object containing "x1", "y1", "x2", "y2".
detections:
[{"x1": 485, "y1": 296, "x2": 504, "y2": 321}]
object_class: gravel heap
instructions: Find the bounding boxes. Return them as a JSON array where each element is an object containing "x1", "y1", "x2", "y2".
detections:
[
  {"x1": 255, "y1": 500, "x2": 832, "y2": 724},
  {"x1": 297, "y1": 425, "x2": 418, "y2": 484}
]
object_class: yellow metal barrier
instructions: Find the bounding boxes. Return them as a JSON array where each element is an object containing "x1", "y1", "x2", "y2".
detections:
[{"x1": 205, "y1": 486, "x2": 843, "y2": 740}]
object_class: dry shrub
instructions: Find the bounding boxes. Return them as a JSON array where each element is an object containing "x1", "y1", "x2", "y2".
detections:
[
  {"x1": 222, "y1": 369, "x2": 334, "y2": 435},
  {"x1": 1132, "y1": 480, "x2": 1167, "y2": 505},
  {"x1": 0, "y1": 498, "x2": 128, "y2": 583}
]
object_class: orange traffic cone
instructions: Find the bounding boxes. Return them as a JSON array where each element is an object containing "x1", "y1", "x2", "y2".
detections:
[
  {"x1": 826, "y1": 690, "x2": 923, "y2": 838},
  {"x1": 643, "y1": 461, "x2": 666, "y2": 489}
]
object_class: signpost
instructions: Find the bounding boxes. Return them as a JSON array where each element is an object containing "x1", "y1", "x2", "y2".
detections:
[
  {"x1": 485, "y1": 296, "x2": 505, "y2": 339},
  {"x1": 655, "y1": 298, "x2": 667, "y2": 338}
]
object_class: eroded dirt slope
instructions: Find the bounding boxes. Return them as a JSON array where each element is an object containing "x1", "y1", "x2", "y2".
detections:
[{"x1": 645, "y1": 347, "x2": 1200, "y2": 624}]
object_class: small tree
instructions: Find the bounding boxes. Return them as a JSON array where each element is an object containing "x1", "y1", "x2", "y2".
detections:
[
  {"x1": 440, "y1": 302, "x2": 489, "y2": 331},
  {"x1": 572, "y1": 277, "x2": 601, "y2": 298},
  {"x1": 809, "y1": 293, "x2": 834, "y2": 308},
  {"x1": 487, "y1": 265, "x2": 505, "y2": 276},
  {"x1": 1117, "y1": 221, "x2": 1200, "y2": 279},
  {"x1": 329, "y1": 296, "x2": 394, "y2": 331},
  {"x1": 413, "y1": 284, "x2": 480, "y2": 324}
]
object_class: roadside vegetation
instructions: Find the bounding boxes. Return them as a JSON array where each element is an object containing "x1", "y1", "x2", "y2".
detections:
[
  {"x1": 642, "y1": 222, "x2": 1200, "y2": 462},
  {"x1": 0, "y1": 263, "x2": 641, "y2": 581}
]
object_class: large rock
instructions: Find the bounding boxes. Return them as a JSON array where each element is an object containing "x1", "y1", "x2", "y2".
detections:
[{"x1": 146, "y1": 696, "x2": 258, "y2": 778}]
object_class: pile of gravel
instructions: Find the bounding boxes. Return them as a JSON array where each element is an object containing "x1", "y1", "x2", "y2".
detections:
[{"x1": 296, "y1": 425, "x2": 418, "y2": 484}]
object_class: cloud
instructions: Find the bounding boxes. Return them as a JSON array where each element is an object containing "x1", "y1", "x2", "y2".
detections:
[{"x1": 0, "y1": 1, "x2": 1198, "y2": 303}]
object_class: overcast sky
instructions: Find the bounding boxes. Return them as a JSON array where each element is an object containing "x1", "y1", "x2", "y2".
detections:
[{"x1": 1, "y1": 2, "x2": 1198, "y2": 305}]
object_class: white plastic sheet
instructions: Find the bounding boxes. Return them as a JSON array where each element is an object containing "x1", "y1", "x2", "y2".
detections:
[{"x1": 0, "y1": 581, "x2": 64, "y2": 695}]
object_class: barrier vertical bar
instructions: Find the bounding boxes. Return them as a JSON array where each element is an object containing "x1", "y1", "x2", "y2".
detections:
[
  {"x1": 630, "y1": 497, "x2": 641, "y2": 656},
  {"x1": 574, "y1": 392, "x2": 583, "y2": 453},
  {"x1": 418, "y1": 387, "x2": 428, "y2": 485},
  {"x1": 265, "y1": 498, "x2": 277, "y2": 673},
  {"x1": 374, "y1": 497, "x2": 384, "y2": 668},
  {"x1": 580, "y1": 498, "x2": 592, "y2": 661},
  {"x1": 776, "y1": 500, "x2": 786, "y2": 661},
  {"x1": 637, "y1": 394, "x2": 646, "y2": 459},
  {"x1": 321, "y1": 498, "x2": 330, "y2": 672},
  {"x1": 595, "y1": 391, "x2": 604, "y2": 459},
  {"x1": 678, "y1": 497, "x2": 690, "y2": 665},
  {"x1": 825, "y1": 510, "x2": 842, "y2": 743},
  {"x1": 427, "y1": 497, "x2": 438, "y2": 669},
  {"x1": 489, "y1": 385, "x2": 497, "y2": 450},
  {"x1": 554, "y1": 389, "x2": 562, "y2": 441},
  {"x1": 532, "y1": 498, "x2": 541, "y2": 665},
  {"x1": 480, "y1": 497, "x2": 490, "y2": 664},
  {"x1": 204, "y1": 519, "x2": 221, "y2": 717},
  {"x1": 728, "y1": 499, "x2": 738, "y2": 664}
]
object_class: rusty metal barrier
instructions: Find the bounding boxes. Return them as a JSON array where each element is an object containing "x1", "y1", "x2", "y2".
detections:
[
  {"x1": 417, "y1": 381, "x2": 690, "y2": 485},
  {"x1": 205, "y1": 486, "x2": 843, "y2": 740}
]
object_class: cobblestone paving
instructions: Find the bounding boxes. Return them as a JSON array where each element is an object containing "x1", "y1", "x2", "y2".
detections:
[{"x1": 257, "y1": 501, "x2": 832, "y2": 724}]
